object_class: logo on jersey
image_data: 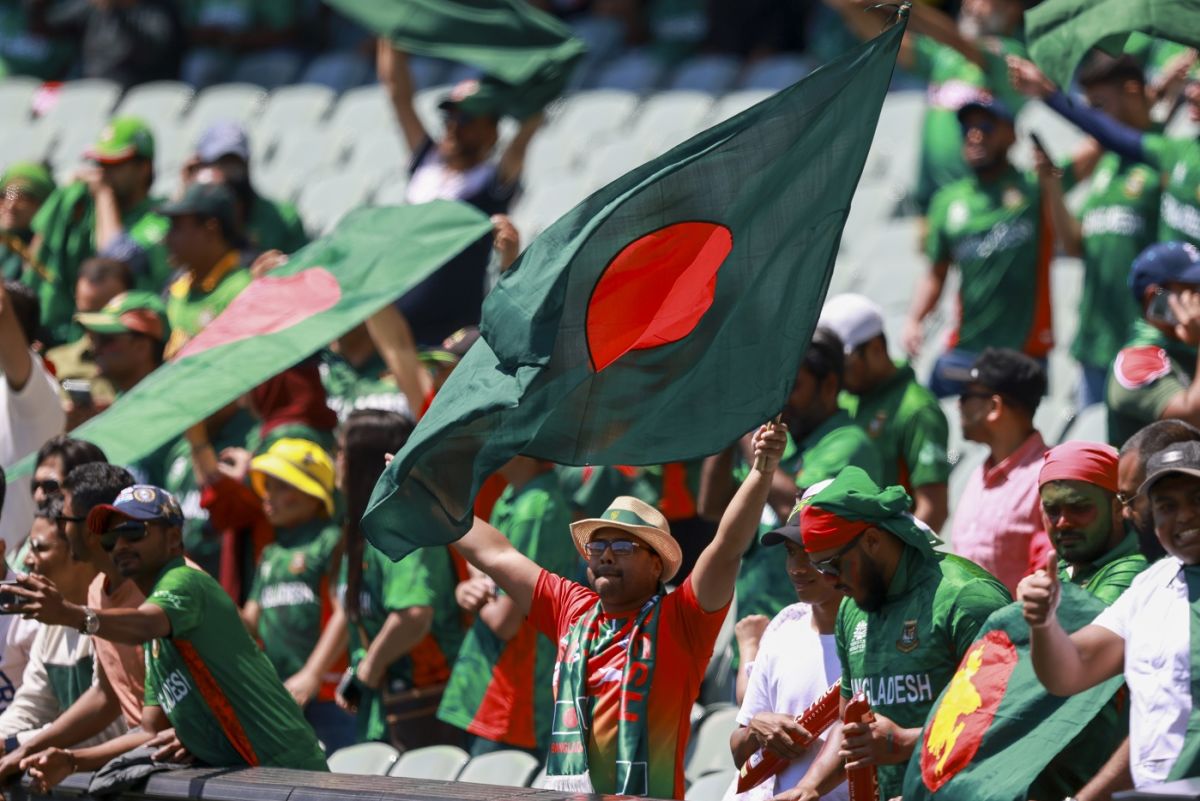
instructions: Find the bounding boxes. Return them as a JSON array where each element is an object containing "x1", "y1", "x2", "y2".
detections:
[
  {"x1": 1124, "y1": 170, "x2": 1147, "y2": 198},
  {"x1": 897, "y1": 620, "x2": 920, "y2": 653},
  {"x1": 849, "y1": 620, "x2": 869, "y2": 655},
  {"x1": 1001, "y1": 187, "x2": 1025, "y2": 209},
  {"x1": 289, "y1": 553, "x2": 307, "y2": 575},
  {"x1": 868, "y1": 410, "x2": 888, "y2": 437}
]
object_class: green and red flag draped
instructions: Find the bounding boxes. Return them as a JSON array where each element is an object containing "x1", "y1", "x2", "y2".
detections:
[
  {"x1": 325, "y1": 0, "x2": 586, "y2": 120},
  {"x1": 1026, "y1": 0, "x2": 1200, "y2": 90},
  {"x1": 901, "y1": 584, "x2": 1126, "y2": 801},
  {"x1": 3, "y1": 202, "x2": 492, "y2": 475},
  {"x1": 363, "y1": 16, "x2": 908, "y2": 559}
]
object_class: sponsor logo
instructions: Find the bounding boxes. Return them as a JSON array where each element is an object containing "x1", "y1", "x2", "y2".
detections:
[
  {"x1": 259, "y1": 581, "x2": 318, "y2": 609},
  {"x1": 1164, "y1": 194, "x2": 1200, "y2": 239},
  {"x1": 158, "y1": 669, "x2": 193, "y2": 715},
  {"x1": 289, "y1": 553, "x2": 307, "y2": 575},
  {"x1": 1081, "y1": 206, "x2": 1146, "y2": 238},
  {"x1": 867, "y1": 410, "x2": 887, "y2": 438},
  {"x1": 951, "y1": 218, "x2": 1034, "y2": 263},
  {"x1": 849, "y1": 620, "x2": 868, "y2": 656}
]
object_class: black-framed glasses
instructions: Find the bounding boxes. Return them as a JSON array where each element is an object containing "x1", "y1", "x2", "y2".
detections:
[
  {"x1": 30, "y1": 479, "x2": 60, "y2": 497},
  {"x1": 810, "y1": 533, "x2": 865, "y2": 578},
  {"x1": 101, "y1": 521, "x2": 154, "y2": 551},
  {"x1": 584, "y1": 539, "x2": 646, "y2": 558}
]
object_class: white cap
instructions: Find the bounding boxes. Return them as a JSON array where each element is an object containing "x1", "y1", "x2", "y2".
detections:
[{"x1": 819, "y1": 293, "x2": 885, "y2": 354}]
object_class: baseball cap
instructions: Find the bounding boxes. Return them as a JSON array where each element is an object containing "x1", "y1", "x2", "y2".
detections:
[
  {"x1": 1129, "y1": 242, "x2": 1200, "y2": 302},
  {"x1": 196, "y1": 120, "x2": 251, "y2": 164},
  {"x1": 86, "y1": 117, "x2": 155, "y2": 165},
  {"x1": 87, "y1": 485, "x2": 184, "y2": 535},
  {"x1": 438, "y1": 78, "x2": 505, "y2": 119},
  {"x1": 420, "y1": 326, "x2": 481, "y2": 365},
  {"x1": 0, "y1": 162, "x2": 55, "y2": 203},
  {"x1": 1140, "y1": 440, "x2": 1200, "y2": 496},
  {"x1": 75, "y1": 290, "x2": 170, "y2": 342},
  {"x1": 158, "y1": 182, "x2": 237, "y2": 230},
  {"x1": 819, "y1": 294, "x2": 885, "y2": 353},
  {"x1": 957, "y1": 94, "x2": 1016, "y2": 125},
  {"x1": 967, "y1": 348, "x2": 1047, "y2": 413},
  {"x1": 250, "y1": 439, "x2": 336, "y2": 517}
]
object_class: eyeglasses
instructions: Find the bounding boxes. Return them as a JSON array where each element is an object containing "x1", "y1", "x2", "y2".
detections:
[
  {"x1": 55, "y1": 513, "x2": 86, "y2": 524},
  {"x1": 810, "y1": 533, "x2": 865, "y2": 578},
  {"x1": 584, "y1": 539, "x2": 646, "y2": 558},
  {"x1": 1116, "y1": 491, "x2": 1137, "y2": 507},
  {"x1": 30, "y1": 479, "x2": 60, "y2": 497},
  {"x1": 101, "y1": 521, "x2": 155, "y2": 551}
]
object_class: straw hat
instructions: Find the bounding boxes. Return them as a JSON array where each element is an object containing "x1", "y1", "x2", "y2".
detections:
[{"x1": 569, "y1": 496, "x2": 682, "y2": 582}]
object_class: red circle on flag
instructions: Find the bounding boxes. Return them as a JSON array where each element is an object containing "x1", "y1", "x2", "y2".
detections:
[
  {"x1": 920, "y1": 629, "x2": 1018, "y2": 792},
  {"x1": 586, "y1": 221, "x2": 733, "y2": 372}
]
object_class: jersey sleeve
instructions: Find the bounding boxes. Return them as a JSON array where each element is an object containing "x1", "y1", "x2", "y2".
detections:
[
  {"x1": 948, "y1": 583, "x2": 1011, "y2": 658},
  {"x1": 924, "y1": 189, "x2": 953, "y2": 263},
  {"x1": 663, "y1": 576, "x2": 730, "y2": 656},
  {"x1": 380, "y1": 549, "x2": 436, "y2": 611},
  {"x1": 901, "y1": 402, "x2": 952, "y2": 487},
  {"x1": 528, "y1": 569, "x2": 595, "y2": 640},
  {"x1": 1109, "y1": 346, "x2": 1186, "y2": 423},
  {"x1": 835, "y1": 606, "x2": 852, "y2": 699},
  {"x1": 146, "y1": 566, "x2": 208, "y2": 639},
  {"x1": 1141, "y1": 133, "x2": 1183, "y2": 173},
  {"x1": 247, "y1": 559, "x2": 265, "y2": 605},
  {"x1": 910, "y1": 35, "x2": 939, "y2": 81}
]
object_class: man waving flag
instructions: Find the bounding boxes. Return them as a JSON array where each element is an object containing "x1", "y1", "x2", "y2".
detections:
[{"x1": 364, "y1": 11, "x2": 909, "y2": 559}]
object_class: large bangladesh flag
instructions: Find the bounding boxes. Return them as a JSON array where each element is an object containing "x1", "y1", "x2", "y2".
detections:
[
  {"x1": 3, "y1": 202, "x2": 492, "y2": 474},
  {"x1": 363, "y1": 16, "x2": 907, "y2": 559},
  {"x1": 901, "y1": 584, "x2": 1125, "y2": 801},
  {"x1": 1026, "y1": 0, "x2": 1200, "y2": 90}
]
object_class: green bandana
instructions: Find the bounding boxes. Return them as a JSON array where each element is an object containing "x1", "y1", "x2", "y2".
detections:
[
  {"x1": 805, "y1": 466, "x2": 942, "y2": 557},
  {"x1": 1167, "y1": 565, "x2": 1200, "y2": 780},
  {"x1": 546, "y1": 595, "x2": 663, "y2": 796}
]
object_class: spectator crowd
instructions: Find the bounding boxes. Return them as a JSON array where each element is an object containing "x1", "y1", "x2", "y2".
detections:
[{"x1": 1, "y1": 0, "x2": 1200, "y2": 800}]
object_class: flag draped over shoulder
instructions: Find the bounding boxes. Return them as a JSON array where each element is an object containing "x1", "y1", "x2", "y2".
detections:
[
  {"x1": 325, "y1": 0, "x2": 585, "y2": 119},
  {"x1": 4, "y1": 202, "x2": 492, "y2": 474},
  {"x1": 1026, "y1": 0, "x2": 1200, "y2": 90},
  {"x1": 901, "y1": 584, "x2": 1125, "y2": 801},
  {"x1": 363, "y1": 17, "x2": 907, "y2": 560}
]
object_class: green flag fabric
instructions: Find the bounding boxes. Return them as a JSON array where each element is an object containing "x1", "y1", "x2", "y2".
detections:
[
  {"x1": 363, "y1": 18, "x2": 907, "y2": 560},
  {"x1": 901, "y1": 584, "x2": 1125, "y2": 801},
  {"x1": 1026, "y1": 0, "x2": 1200, "y2": 90},
  {"x1": 4, "y1": 202, "x2": 491, "y2": 475},
  {"x1": 325, "y1": 0, "x2": 585, "y2": 120}
]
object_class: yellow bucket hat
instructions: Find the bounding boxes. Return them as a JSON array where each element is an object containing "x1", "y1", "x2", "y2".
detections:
[{"x1": 250, "y1": 438, "x2": 336, "y2": 516}]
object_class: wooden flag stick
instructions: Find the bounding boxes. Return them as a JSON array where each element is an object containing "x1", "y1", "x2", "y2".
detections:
[{"x1": 753, "y1": 413, "x2": 784, "y2": 472}]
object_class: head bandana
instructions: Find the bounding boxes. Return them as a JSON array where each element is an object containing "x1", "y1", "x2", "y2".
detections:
[
  {"x1": 1038, "y1": 441, "x2": 1119, "y2": 493},
  {"x1": 799, "y1": 466, "x2": 940, "y2": 557}
]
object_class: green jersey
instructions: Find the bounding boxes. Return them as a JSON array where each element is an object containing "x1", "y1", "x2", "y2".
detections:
[
  {"x1": 1062, "y1": 153, "x2": 1161, "y2": 368},
  {"x1": 144, "y1": 558, "x2": 328, "y2": 770},
  {"x1": 1107, "y1": 319, "x2": 1197, "y2": 446},
  {"x1": 926, "y1": 167, "x2": 1053, "y2": 356},
  {"x1": 841, "y1": 362, "x2": 950, "y2": 490},
  {"x1": 248, "y1": 518, "x2": 341, "y2": 683},
  {"x1": 0, "y1": 231, "x2": 31, "y2": 282},
  {"x1": 911, "y1": 35, "x2": 1028, "y2": 211},
  {"x1": 438, "y1": 470, "x2": 581, "y2": 750},
  {"x1": 556, "y1": 465, "x2": 659, "y2": 519},
  {"x1": 164, "y1": 251, "x2": 251, "y2": 358},
  {"x1": 248, "y1": 195, "x2": 309, "y2": 254},
  {"x1": 319, "y1": 350, "x2": 408, "y2": 422},
  {"x1": 339, "y1": 544, "x2": 465, "y2": 742},
  {"x1": 836, "y1": 549, "x2": 1011, "y2": 800},
  {"x1": 795, "y1": 409, "x2": 884, "y2": 489},
  {"x1": 1143, "y1": 135, "x2": 1200, "y2": 247}
]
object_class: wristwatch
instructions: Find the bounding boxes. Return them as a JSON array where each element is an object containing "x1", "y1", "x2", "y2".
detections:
[{"x1": 79, "y1": 607, "x2": 100, "y2": 636}]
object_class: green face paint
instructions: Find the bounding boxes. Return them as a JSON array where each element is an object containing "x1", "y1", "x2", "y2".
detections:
[{"x1": 1039, "y1": 480, "x2": 1116, "y2": 565}]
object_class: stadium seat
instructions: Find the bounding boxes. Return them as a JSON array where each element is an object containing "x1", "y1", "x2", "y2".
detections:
[
  {"x1": 345, "y1": 131, "x2": 411, "y2": 187},
  {"x1": 685, "y1": 705, "x2": 739, "y2": 783},
  {"x1": 740, "y1": 55, "x2": 811, "y2": 90},
  {"x1": 1059, "y1": 403, "x2": 1108, "y2": 445},
  {"x1": 456, "y1": 750, "x2": 541, "y2": 787},
  {"x1": 372, "y1": 172, "x2": 412, "y2": 206},
  {"x1": 629, "y1": 90, "x2": 715, "y2": 159},
  {"x1": 35, "y1": 79, "x2": 121, "y2": 141},
  {"x1": 686, "y1": 770, "x2": 737, "y2": 801},
  {"x1": 254, "y1": 84, "x2": 336, "y2": 148},
  {"x1": 709, "y1": 90, "x2": 773, "y2": 124},
  {"x1": 114, "y1": 81, "x2": 195, "y2": 128},
  {"x1": 508, "y1": 177, "x2": 589, "y2": 241},
  {"x1": 301, "y1": 50, "x2": 372, "y2": 92},
  {"x1": 387, "y1": 744, "x2": 470, "y2": 780},
  {"x1": 529, "y1": 766, "x2": 551, "y2": 789},
  {"x1": 523, "y1": 126, "x2": 581, "y2": 187},
  {"x1": 862, "y1": 89, "x2": 924, "y2": 193},
  {"x1": 327, "y1": 741, "x2": 400, "y2": 775},
  {"x1": 584, "y1": 140, "x2": 647, "y2": 193},
  {"x1": 183, "y1": 83, "x2": 267, "y2": 141},
  {"x1": 590, "y1": 49, "x2": 666, "y2": 93},
  {"x1": 329, "y1": 85, "x2": 398, "y2": 142},
  {"x1": 297, "y1": 172, "x2": 373, "y2": 233},
  {"x1": 231, "y1": 50, "x2": 304, "y2": 91},
  {"x1": 255, "y1": 129, "x2": 343, "y2": 201},
  {"x1": 1035, "y1": 397, "x2": 1078, "y2": 446},
  {"x1": 553, "y1": 89, "x2": 639, "y2": 149},
  {"x1": 49, "y1": 125, "x2": 99, "y2": 175},
  {"x1": 0, "y1": 76, "x2": 40, "y2": 122},
  {"x1": 0, "y1": 127, "x2": 54, "y2": 173},
  {"x1": 566, "y1": 15, "x2": 626, "y2": 90},
  {"x1": 668, "y1": 55, "x2": 740, "y2": 93},
  {"x1": 943, "y1": 439, "x2": 989, "y2": 544}
]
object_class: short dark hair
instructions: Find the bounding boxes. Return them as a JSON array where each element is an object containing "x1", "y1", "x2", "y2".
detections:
[
  {"x1": 3, "y1": 281, "x2": 38, "y2": 346},
  {"x1": 1078, "y1": 52, "x2": 1145, "y2": 90},
  {"x1": 1120, "y1": 419, "x2": 1200, "y2": 462},
  {"x1": 79, "y1": 257, "x2": 134, "y2": 293},
  {"x1": 968, "y1": 347, "x2": 1046, "y2": 416},
  {"x1": 36, "y1": 436, "x2": 108, "y2": 479},
  {"x1": 0, "y1": 466, "x2": 6, "y2": 516},
  {"x1": 802, "y1": 326, "x2": 845, "y2": 384},
  {"x1": 62, "y1": 463, "x2": 134, "y2": 518}
]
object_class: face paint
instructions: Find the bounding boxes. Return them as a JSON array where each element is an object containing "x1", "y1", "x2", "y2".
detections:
[{"x1": 1039, "y1": 480, "x2": 1116, "y2": 565}]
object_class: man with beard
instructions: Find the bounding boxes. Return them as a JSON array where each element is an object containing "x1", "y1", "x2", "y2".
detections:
[
  {"x1": 790, "y1": 466, "x2": 1010, "y2": 801},
  {"x1": 1117, "y1": 419, "x2": 1200, "y2": 561},
  {"x1": 905, "y1": 96, "x2": 1053, "y2": 397}
]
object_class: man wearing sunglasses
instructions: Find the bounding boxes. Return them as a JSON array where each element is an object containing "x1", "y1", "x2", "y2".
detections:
[
  {"x1": 788, "y1": 466, "x2": 1010, "y2": 801},
  {"x1": 449, "y1": 422, "x2": 788, "y2": 799}
]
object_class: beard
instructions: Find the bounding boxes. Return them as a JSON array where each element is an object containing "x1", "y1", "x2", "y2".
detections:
[{"x1": 856, "y1": 555, "x2": 890, "y2": 613}]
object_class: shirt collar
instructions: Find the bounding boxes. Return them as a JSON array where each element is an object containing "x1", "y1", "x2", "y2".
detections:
[
  {"x1": 152, "y1": 555, "x2": 188, "y2": 585},
  {"x1": 983, "y1": 430, "x2": 1046, "y2": 485},
  {"x1": 801, "y1": 409, "x2": 855, "y2": 451},
  {"x1": 178, "y1": 250, "x2": 241, "y2": 295},
  {"x1": 1064, "y1": 526, "x2": 1142, "y2": 584}
]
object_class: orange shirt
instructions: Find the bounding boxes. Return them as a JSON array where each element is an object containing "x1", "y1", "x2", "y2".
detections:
[{"x1": 87, "y1": 573, "x2": 146, "y2": 728}]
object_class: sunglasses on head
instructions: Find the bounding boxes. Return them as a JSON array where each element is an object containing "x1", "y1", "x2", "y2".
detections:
[
  {"x1": 810, "y1": 532, "x2": 866, "y2": 578},
  {"x1": 584, "y1": 539, "x2": 646, "y2": 557},
  {"x1": 30, "y1": 478, "x2": 60, "y2": 497},
  {"x1": 101, "y1": 520, "x2": 157, "y2": 551}
]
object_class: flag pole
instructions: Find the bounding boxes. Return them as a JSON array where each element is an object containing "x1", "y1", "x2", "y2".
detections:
[{"x1": 753, "y1": 413, "x2": 784, "y2": 472}]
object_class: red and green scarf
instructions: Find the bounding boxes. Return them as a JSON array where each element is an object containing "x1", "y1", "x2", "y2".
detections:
[{"x1": 545, "y1": 594, "x2": 664, "y2": 796}]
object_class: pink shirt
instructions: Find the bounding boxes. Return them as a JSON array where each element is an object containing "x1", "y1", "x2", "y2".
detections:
[{"x1": 951, "y1": 431, "x2": 1050, "y2": 595}]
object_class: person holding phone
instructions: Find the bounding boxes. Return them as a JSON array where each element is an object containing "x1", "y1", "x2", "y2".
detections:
[{"x1": 1108, "y1": 242, "x2": 1200, "y2": 446}]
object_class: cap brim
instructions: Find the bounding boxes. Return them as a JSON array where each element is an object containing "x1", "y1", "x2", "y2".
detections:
[
  {"x1": 1139, "y1": 465, "x2": 1200, "y2": 497},
  {"x1": 569, "y1": 517, "x2": 683, "y2": 583},
  {"x1": 75, "y1": 312, "x2": 130, "y2": 335},
  {"x1": 956, "y1": 102, "x2": 1015, "y2": 125},
  {"x1": 250, "y1": 454, "x2": 335, "y2": 516},
  {"x1": 85, "y1": 147, "x2": 138, "y2": 165},
  {"x1": 418, "y1": 348, "x2": 459, "y2": 366},
  {"x1": 761, "y1": 524, "x2": 802, "y2": 547}
]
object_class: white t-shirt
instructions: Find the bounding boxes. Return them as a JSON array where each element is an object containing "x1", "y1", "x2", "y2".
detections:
[
  {"x1": 731, "y1": 603, "x2": 848, "y2": 801},
  {"x1": 0, "y1": 353, "x2": 65, "y2": 548},
  {"x1": 1093, "y1": 556, "x2": 1193, "y2": 787}
]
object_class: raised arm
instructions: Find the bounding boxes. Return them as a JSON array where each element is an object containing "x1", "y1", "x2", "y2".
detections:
[
  {"x1": 450, "y1": 516, "x2": 544, "y2": 614},
  {"x1": 0, "y1": 282, "x2": 32, "y2": 391},
  {"x1": 903, "y1": 259, "x2": 949, "y2": 357},
  {"x1": 1035, "y1": 145, "x2": 1083, "y2": 257},
  {"x1": 498, "y1": 114, "x2": 543, "y2": 186},
  {"x1": 9, "y1": 574, "x2": 172, "y2": 645},
  {"x1": 364, "y1": 304, "x2": 433, "y2": 418},
  {"x1": 377, "y1": 39, "x2": 430, "y2": 155},
  {"x1": 691, "y1": 422, "x2": 788, "y2": 613}
]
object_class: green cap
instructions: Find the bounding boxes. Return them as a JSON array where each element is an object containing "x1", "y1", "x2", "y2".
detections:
[
  {"x1": 75, "y1": 290, "x2": 169, "y2": 343},
  {"x1": 86, "y1": 117, "x2": 155, "y2": 164},
  {"x1": 438, "y1": 78, "x2": 507, "y2": 120},
  {"x1": 158, "y1": 182, "x2": 237, "y2": 230},
  {"x1": 0, "y1": 162, "x2": 55, "y2": 202},
  {"x1": 804, "y1": 466, "x2": 942, "y2": 556}
]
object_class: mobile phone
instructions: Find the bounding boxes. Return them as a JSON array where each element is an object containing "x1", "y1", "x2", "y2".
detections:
[
  {"x1": 1148, "y1": 287, "x2": 1180, "y2": 326},
  {"x1": 1029, "y1": 131, "x2": 1050, "y2": 158},
  {"x1": 0, "y1": 580, "x2": 28, "y2": 615},
  {"x1": 62, "y1": 379, "x2": 93, "y2": 408},
  {"x1": 337, "y1": 667, "x2": 363, "y2": 708}
]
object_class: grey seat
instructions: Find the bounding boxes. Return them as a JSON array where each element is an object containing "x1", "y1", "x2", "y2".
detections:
[
  {"x1": 686, "y1": 770, "x2": 737, "y2": 801},
  {"x1": 297, "y1": 172, "x2": 372, "y2": 234},
  {"x1": 114, "y1": 81, "x2": 194, "y2": 127},
  {"x1": 326, "y1": 742, "x2": 400, "y2": 775},
  {"x1": 0, "y1": 76, "x2": 41, "y2": 122},
  {"x1": 230, "y1": 50, "x2": 303, "y2": 90},
  {"x1": 591, "y1": 49, "x2": 666, "y2": 93},
  {"x1": 685, "y1": 705, "x2": 739, "y2": 783},
  {"x1": 301, "y1": 50, "x2": 372, "y2": 92},
  {"x1": 456, "y1": 750, "x2": 541, "y2": 787},
  {"x1": 183, "y1": 83, "x2": 267, "y2": 141},
  {"x1": 387, "y1": 744, "x2": 469, "y2": 780},
  {"x1": 740, "y1": 55, "x2": 811, "y2": 90},
  {"x1": 37, "y1": 79, "x2": 121, "y2": 135}
]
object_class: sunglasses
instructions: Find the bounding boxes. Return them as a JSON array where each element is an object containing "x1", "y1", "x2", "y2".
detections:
[
  {"x1": 30, "y1": 479, "x2": 60, "y2": 497},
  {"x1": 101, "y1": 521, "x2": 156, "y2": 551},
  {"x1": 961, "y1": 120, "x2": 998, "y2": 135},
  {"x1": 55, "y1": 513, "x2": 86, "y2": 524},
  {"x1": 810, "y1": 533, "x2": 865, "y2": 578},
  {"x1": 584, "y1": 539, "x2": 646, "y2": 557}
]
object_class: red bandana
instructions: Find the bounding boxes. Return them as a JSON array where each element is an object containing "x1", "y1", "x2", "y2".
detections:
[
  {"x1": 800, "y1": 503, "x2": 869, "y2": 554},
  {"x1": 1038, "y1": 441, "x2": 1119, "y2": 493}
]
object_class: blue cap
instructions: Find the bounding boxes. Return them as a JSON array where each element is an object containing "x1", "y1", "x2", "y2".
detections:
[
  {"x1": 1129, "y1": 242, "x2": 1200, "y2": 302},
  {"x1": 86, "y1": 485, "x2": 184, "y2": 535},
  {"x1": 957, "y1": 94, "x2": 1016, "y2": 125},
  {"x1": 196, "y1": 120, "x2": 250, "y2": 164}
]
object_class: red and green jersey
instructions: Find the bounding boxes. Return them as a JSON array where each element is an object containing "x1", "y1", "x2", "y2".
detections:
[
  {"x1": 925, "y1": 167, "x2": 1053, "y2": 357},
  {"x1": 531, "y1": 571, "x2": 728, "y2": 799},
  {"x1": 144, "y1": 558, "x2": 328, "y2": 770},
  {"x1": 338, "y1": 543, "x2": 466, "y2": 743},
  {"x1": 1107, "y1": 319, "x2": 1197, "y2": 446},
  {"x1": 248, "y1": 518, "x2": 341, "y2": 696},
  {"x1": 1143, "y1": 135, "x2": 1200, "y2": 247},
  {"x1": 836, "y1": 549, "x2": 1011, "y2": 800},
  {"x1": 437, "y1": 470, "x2": 580, "y2": 750}
]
